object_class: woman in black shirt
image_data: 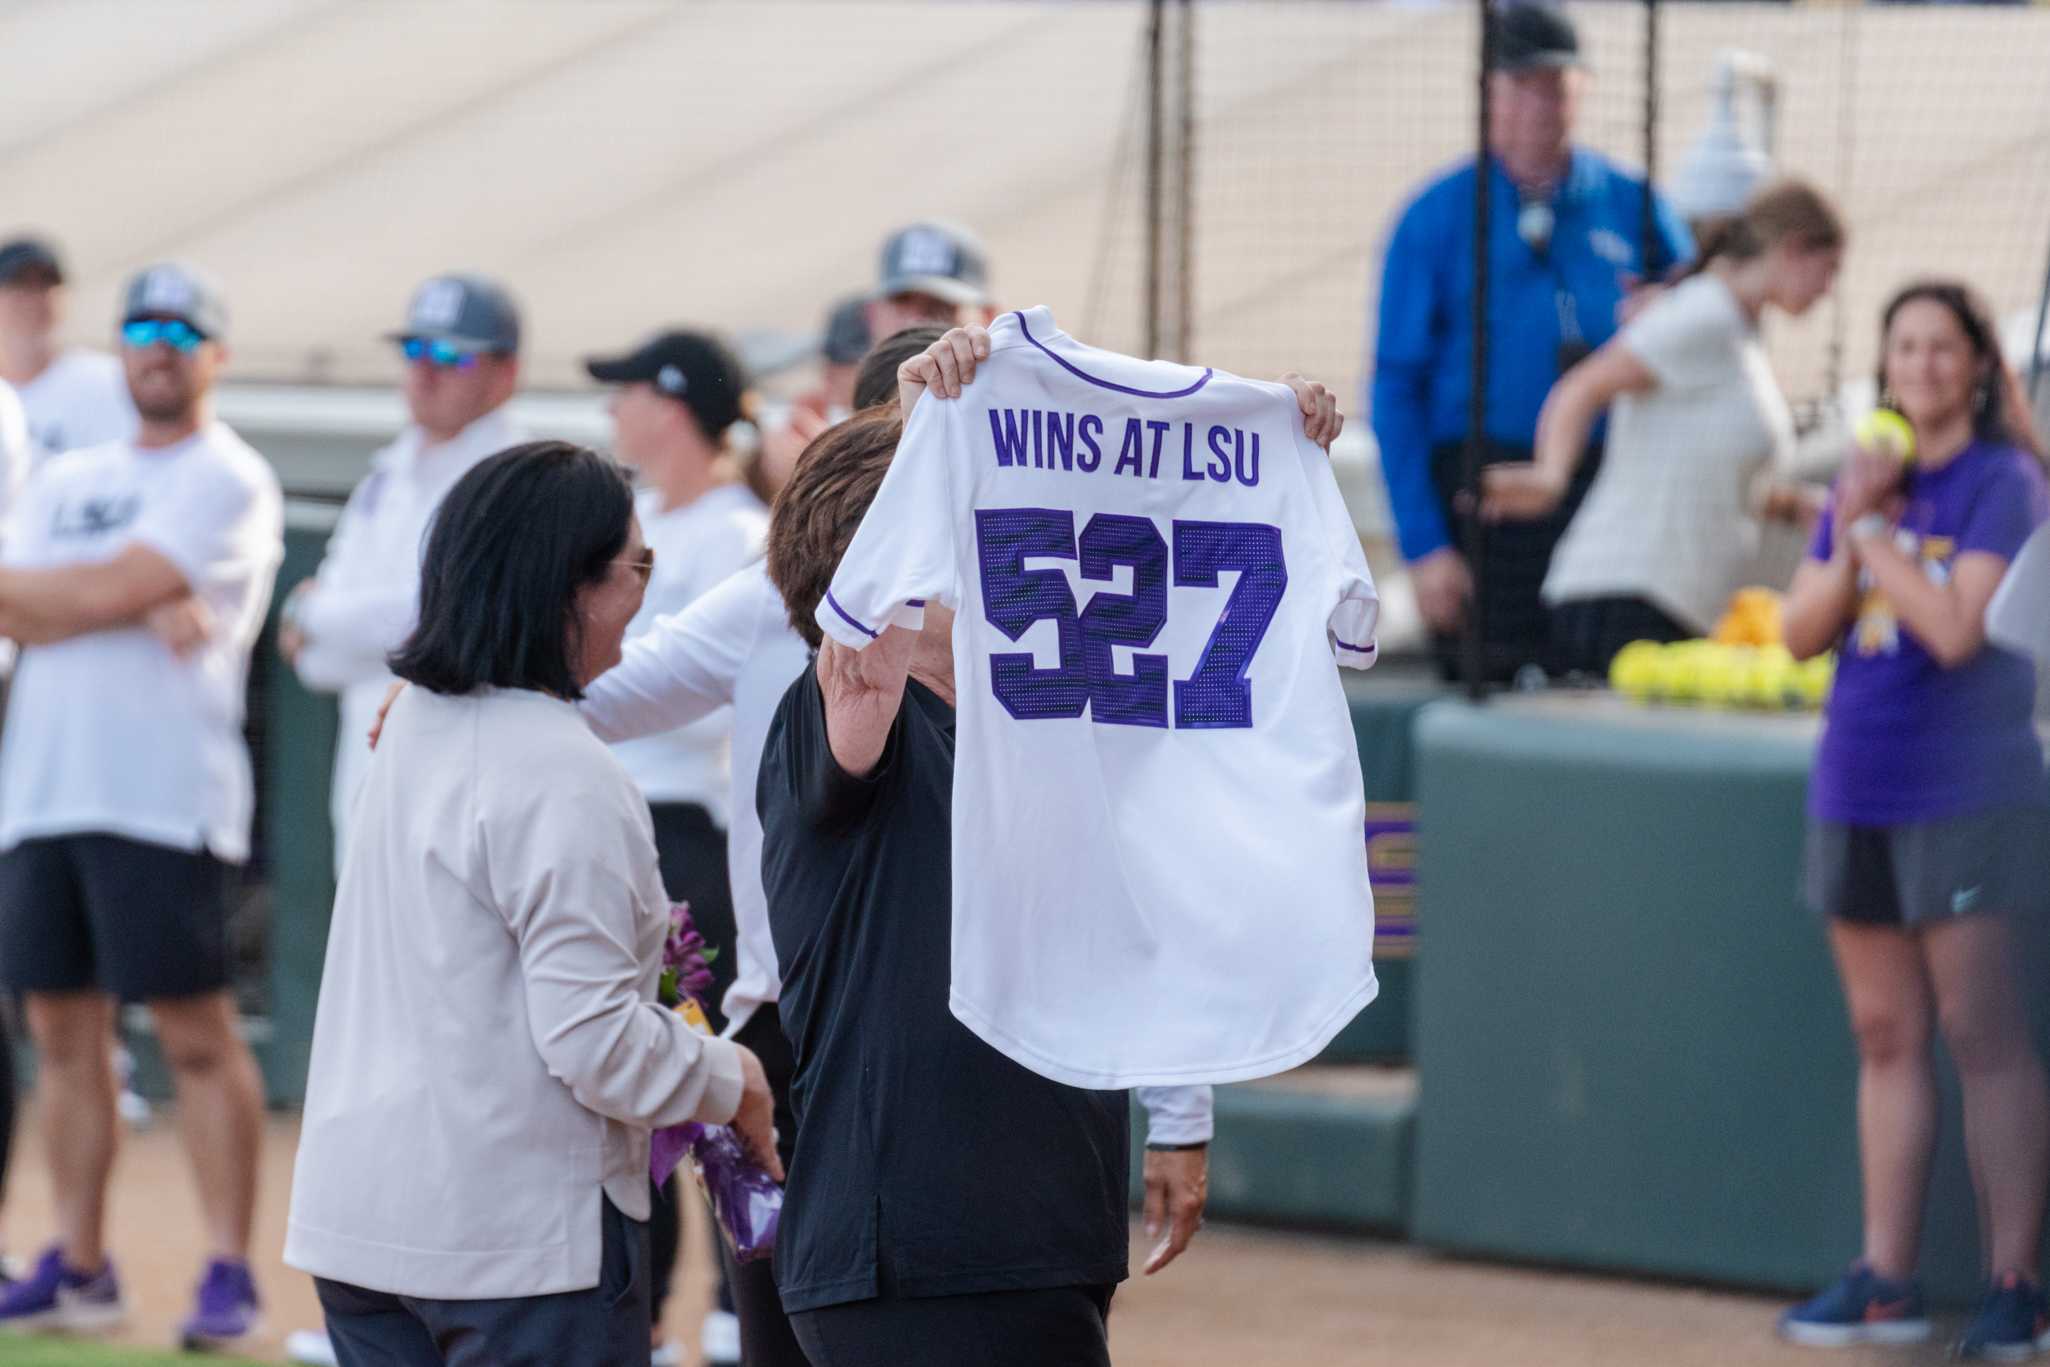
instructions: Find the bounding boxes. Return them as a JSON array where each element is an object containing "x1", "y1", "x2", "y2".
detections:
[{"x1": 758, "y1": 403, "x2": 1131, "y2": 1366}]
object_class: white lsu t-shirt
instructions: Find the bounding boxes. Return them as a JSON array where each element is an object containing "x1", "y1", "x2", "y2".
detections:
[
  {"x1": 16, "y1": 349, "x2": 138, "y2": 462},
  {"x1": 818, "y1": 306, "x2": 1380, "y2": 1089},
  {"x1": 1543, "y1": 273, "x2": 1795, "y2": 634},
  {"x1": 0, "y1": 422, "x2": 284, "y2": 861},
  {"x1": 609, "y1": 484, "x2": 769, "y2": 819}
]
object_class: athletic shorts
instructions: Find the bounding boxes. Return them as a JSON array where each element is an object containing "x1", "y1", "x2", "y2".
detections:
[
  {"x1": 0, "y1": 833, "x2": 233, "y2": 1001},
  {"x1": 1804, "y1": 804, "x2": 2050, "y2": 928}
]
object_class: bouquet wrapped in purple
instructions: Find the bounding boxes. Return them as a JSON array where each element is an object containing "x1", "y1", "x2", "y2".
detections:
[{"x1": 651, "y1": 902, "x2": 782, "y2": 1264}]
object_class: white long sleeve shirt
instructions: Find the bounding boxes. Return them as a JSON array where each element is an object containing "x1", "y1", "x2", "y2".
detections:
[
  {"x1": 582, "y1": 561, "x2": 806, "y2": 1034},
  {"x1": 609, "y1": 484, "x2": 768, "y2": 817},
  {"x1": 293, "y1": 407, "x2": 523, "y2": 864},
  {"x1": 286, "y1": 685, "x2": 745, "y2": 1300}
]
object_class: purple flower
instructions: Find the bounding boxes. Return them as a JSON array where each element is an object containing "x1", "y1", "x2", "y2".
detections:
[{"x1": 659, "y1": 901, "x2": 717, "y2": 1008}]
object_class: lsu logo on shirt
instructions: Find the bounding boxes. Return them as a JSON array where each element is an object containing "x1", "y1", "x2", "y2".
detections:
[
  {"x1": 49, "y1": 493, "x2": 142, "y2": 541},
  {"x1": 1854, "y1": 532, "x2": 1956, "y2": 657}
]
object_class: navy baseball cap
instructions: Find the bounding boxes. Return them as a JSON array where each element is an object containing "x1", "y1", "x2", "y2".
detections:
[
  {"x1": 388, "y1": 273, "x2": 521, "y2": 353},
  {"x1": 822, "y1": 295, "x2": 872, "y2": 367},
  {"x1": 1488, "y1": 4, "x2": 1583, "y2": 73},
  {"x1": 0, "y1": 237, "x2": 63, "y2": 287},
  {"x1": 586, "y1": 330, "x2": 750, "y2": 438},
  {"x1": 121, "y1": 262, "x2": 228, "y2": 340},
  {"x1": 876, "y1": 222, "x2": 990, "y2": 307}
]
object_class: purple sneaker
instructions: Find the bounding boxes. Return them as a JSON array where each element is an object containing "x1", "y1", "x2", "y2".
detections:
[
  {"x1": 180, "y1": 1257, "x2": 262, "y2": 1350},
  {"x1": 0, "y1": 1244, "x2": 126, "y2": 1334}
]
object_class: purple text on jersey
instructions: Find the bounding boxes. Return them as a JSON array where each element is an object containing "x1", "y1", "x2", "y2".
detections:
[{"x1": 987, "y1": 409, "x2": 1261, "y2": 488}]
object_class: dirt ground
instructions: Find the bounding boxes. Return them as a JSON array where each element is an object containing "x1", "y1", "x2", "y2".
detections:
[{"x1": 0, "y1": 1108, "x2": 1972, "y2": 1366}]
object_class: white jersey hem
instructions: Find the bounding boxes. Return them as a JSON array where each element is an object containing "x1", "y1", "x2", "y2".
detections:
[{"x1": 946, "y1": 971, "x2": 1380, "y2": 1089}]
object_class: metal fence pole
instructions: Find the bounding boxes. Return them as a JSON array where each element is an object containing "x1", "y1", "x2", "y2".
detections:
[
  {"x1": 1144, "y1": 0, "x2": 1165, "y2": 359},
  {"x1": 1462, "y1": 0, "x2": 1492, "y2": 701}
]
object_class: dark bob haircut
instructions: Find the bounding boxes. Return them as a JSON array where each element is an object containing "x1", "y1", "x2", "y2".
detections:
[{"x1": 389, "y1": 440, "x2": 634, "y2": 701}]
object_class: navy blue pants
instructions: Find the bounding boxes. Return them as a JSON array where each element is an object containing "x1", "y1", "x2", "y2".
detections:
[{"x1": 315, "y1": 1199, "x2": 651, "y2": 1367}]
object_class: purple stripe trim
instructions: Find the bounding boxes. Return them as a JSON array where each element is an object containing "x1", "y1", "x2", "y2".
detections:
[
  {"x1": 1015, "y1": 311, "x2": 1212, "y2": 399},
  {"x1": 824, "y1": 591, "x2": 880, "y2": 640},
  {"x1": 906, "y1": 598, "x2": 926, "y2": 607},
  {"x1": 1335, "y1": 638, "x2": 1377, "y2": 653}
]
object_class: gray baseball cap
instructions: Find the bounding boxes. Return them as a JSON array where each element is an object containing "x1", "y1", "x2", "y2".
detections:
[
  {"x1": 821, "y1": 294, "x2": 873, "y2": 367},
  {"x1": 876, "y1": 221, "x2": 990, "y2": 307},
  {"x1": 387, "y1": 272, "x2": 521, "y2": 353},
  {"x1": 121, "y1": 262, "x2": 228, "y2": 340}
]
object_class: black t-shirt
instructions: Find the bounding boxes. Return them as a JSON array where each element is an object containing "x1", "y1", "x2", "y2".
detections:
[{"x1": 757, "y1": 668, "x2": 1130, "y2": 1313}]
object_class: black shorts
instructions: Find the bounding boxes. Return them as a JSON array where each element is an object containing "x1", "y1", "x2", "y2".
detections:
[
  {"x1": 1804, "y1": 804, "x2": 2050, "y2": 927},
  {"x1": 0, "y1": 833, "x2": 233, "y2": 1001}
]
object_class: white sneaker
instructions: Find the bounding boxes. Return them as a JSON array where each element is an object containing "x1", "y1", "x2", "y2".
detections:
[
  {"x1": 286, "y1": 1327, "x2": 342, "y2": 1365},
  {"x1": 701, "y1": 1307, "x2": 742, "y2": 1364},
  {"x1": 650, "y1": 1343, "x2": 686, "y2": 1367}
]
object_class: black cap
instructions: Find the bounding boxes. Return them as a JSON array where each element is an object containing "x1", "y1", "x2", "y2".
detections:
[
  {"x1": 1488, "y1": 4, "x2": 1582, "y2": 74},
  {"x1": 876, "y1": 221, "x2": 990, "y2": 307},
  {"x1": 821, "y1": 295, "x2": 872, "y2": 367},
  {"x1": 586, "y1": 330, "x2": 750, "y2": 438},
  {"x1": 0, "y1": 237, "x2": 64, "y2": 287},
  {"x1": 387, "y1": 273, "x2": 521, "y2": 353},
  {"x1": 122, "y1": 262, "x2": 229, "y2": 341}
]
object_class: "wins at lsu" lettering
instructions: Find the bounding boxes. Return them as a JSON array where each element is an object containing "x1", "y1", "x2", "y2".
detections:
[{"x1": 986, "y1": 408, "x2": 1262, "y2": 487}]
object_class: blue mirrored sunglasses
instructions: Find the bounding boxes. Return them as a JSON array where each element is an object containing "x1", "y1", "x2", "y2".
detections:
[
  {"x1": 121, "y1": 318, "x2": 205, "y2": 353},
  {"x1": 400, "y1": 337, "x2": 482, "y2": 370}
]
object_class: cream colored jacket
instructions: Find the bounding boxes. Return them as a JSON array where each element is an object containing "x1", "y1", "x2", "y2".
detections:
[{"x1": 285, "y1": 685, "x2": 743, "y2": 1299}]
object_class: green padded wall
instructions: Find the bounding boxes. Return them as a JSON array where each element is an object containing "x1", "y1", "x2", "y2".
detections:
[
  {"x1": 1411, "y1": 698, "x2": 2050, "y2": 1304},
  {"x1": 1323, "y1": 675, "x2": 1451, "y2": 1062},
  {"x1": 258, "y1": 510, "x2": 342, "y2": 1106}
]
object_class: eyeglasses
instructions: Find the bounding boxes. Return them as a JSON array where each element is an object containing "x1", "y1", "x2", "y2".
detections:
[
  {"x1": 614, "y1": 548, "x2": 656, "y2": 586},
  {"x1": 122, "y1": 318, "x2": 205, "y2": 353},
  {"x1": 399, "y1": 337, "x2": 483, "y2": 370}
]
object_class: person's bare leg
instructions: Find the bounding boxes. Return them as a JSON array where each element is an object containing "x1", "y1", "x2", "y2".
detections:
[
  {"x1": 1827, "y1": 920, "x2": 1938, "y2": 1281},
  {"x1": 149, "y1": 992, "x2": 261, "y2": 1258},
  {"x1": 23, "y1": 992, "x2": 119, "y2": 1271},
  {"x1": 1923, "y1": 914, "x2": 2050, "y2": 1277}
]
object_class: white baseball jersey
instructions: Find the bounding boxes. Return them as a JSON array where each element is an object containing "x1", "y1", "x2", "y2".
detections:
[{"x1": 817, "y1": 307, "x2": 1379, "y2": 1088}]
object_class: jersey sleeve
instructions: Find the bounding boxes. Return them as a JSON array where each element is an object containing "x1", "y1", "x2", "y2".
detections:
[
  {"x1": 813, "y1": 392, "x2": 959, "y2": 650},
  {"x1": 1299, "y1": 418, "x2": 1379, "y2": 669},
  {"x1": 1987, "y1": 522, "x2": 2050, "y2": 665}
]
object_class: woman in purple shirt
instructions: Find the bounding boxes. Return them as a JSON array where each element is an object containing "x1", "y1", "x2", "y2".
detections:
[{"x1": 1779, "y1": 280, "x2": 2050, "y2": 1358}]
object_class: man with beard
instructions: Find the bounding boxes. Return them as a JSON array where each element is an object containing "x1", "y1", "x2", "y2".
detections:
[{"x1": 0, "y1": 263, "x2": 283, "y2": 1352}]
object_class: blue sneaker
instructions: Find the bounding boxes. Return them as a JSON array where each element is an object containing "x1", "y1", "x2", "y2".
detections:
[
  {"x1": 0, "y1": 1244, "x2": 126, "y2": 1334},
  {"x1": 180, "y1": 1257, "x2": 262, "y2": 1350},
  {"x1": 1956, "y1": 1272, "x2": 2050, "y2": 1361},
  {"x1": 1778, "y1": 1261, "x2": 1931, "y2": 1348}
]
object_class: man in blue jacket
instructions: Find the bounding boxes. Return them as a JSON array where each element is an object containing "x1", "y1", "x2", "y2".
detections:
[{"x1": 1370, "y1": 3, "x2": 1692, "y2": 681}]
